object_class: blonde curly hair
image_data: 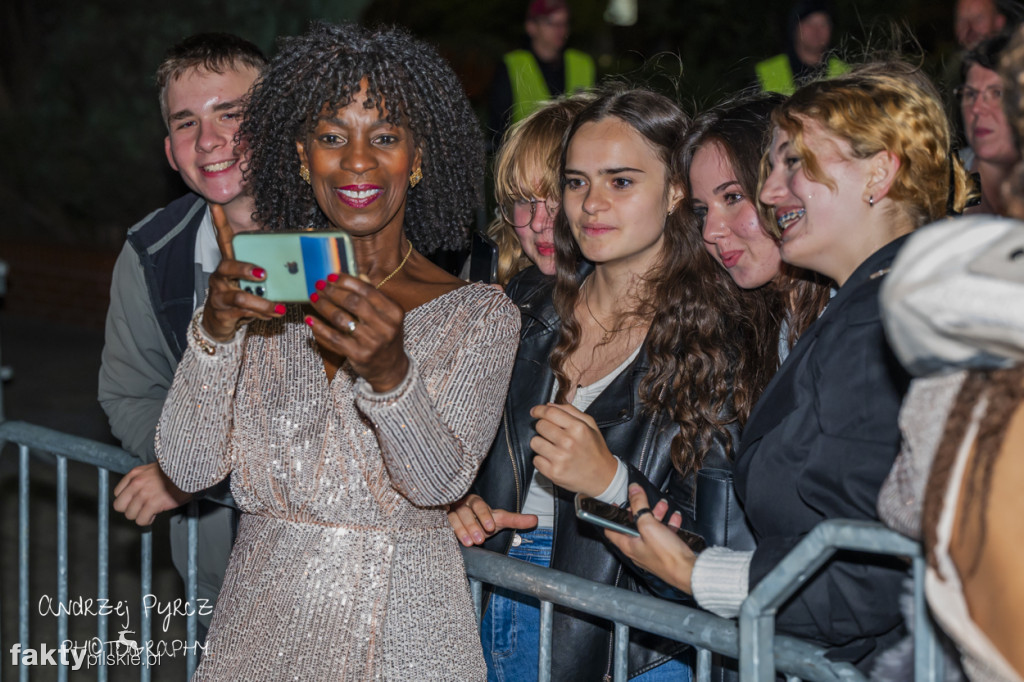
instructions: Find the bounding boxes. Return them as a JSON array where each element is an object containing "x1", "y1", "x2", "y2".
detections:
[
  {"x1": 766, "y1": 61, "x2": 977, "y2": 232},
  {"x1": 488, "y1": 92, "x2": 595, "y2": 285}
]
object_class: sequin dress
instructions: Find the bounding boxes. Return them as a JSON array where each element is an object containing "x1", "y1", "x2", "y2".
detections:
[{"x1": 156, "y1": 284, "x2": 519, "y2": 681}]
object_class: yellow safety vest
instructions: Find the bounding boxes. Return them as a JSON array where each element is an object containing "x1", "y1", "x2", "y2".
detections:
[
  {"x1": 755, "y1": 54, "x2": 849, "y2": 95},
  {"x1": 504, "y1": 48, "x2": 595, "y2": 123}
]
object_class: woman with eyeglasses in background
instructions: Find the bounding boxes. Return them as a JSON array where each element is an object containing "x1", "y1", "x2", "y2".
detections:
[{"x1": 958, "y1": 32, "x2": 1020, "y2": 216}]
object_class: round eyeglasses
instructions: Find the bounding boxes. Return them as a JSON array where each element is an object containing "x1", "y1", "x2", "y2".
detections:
[
  {"x1": 499, "y1": 197, "x2": 560, "y2": 228},
  {"x1": 955, "y1": 84, "x2": 1004, "y2": 108}
]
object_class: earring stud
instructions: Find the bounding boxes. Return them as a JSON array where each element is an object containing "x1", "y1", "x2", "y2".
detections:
[{"x1": 409, "y1": 167, "x2": 423, "y2": 188}]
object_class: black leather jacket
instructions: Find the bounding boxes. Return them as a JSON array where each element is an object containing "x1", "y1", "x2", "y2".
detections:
[{"x1": 471, "y1": 268, "x2": 743, "y2": 681}]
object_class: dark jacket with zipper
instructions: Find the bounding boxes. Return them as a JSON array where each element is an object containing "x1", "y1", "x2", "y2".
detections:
[{"x1": 471, "y1": 267, "x2": 744, "y2": 681}]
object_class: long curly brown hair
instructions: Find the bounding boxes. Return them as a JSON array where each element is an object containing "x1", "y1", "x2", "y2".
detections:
[
  {"x1": 679, "y1": 95, "x2": 832, "y2": 422},
  {"x1": 549, "y1": 87, "x2": 751, "y2": 478}
]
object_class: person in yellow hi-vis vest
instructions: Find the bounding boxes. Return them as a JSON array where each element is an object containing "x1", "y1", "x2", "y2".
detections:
[
  {"x1": 487, "y1": 0, "x2": 595, "y2": 150},
  {"x1": 755, "y1": 0, "x2": 848, "y2": 96}
]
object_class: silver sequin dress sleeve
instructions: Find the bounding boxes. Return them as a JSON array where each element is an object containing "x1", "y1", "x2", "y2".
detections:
[{"x1": 156, "y1": 284, "x2": 519, "y2": 681}]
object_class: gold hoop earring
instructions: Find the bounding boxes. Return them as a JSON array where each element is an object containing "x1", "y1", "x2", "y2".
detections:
[
  {"x1": 299, "y1": 166, "x2": 311, "y2": 185},
  {"x1": 409, "y1": 167, "x2": 423, "y2": 188}
]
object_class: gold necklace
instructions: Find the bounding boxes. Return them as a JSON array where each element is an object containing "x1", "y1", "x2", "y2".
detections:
[
  {"x1": 583, "y1": 279, "x2": 646, "y2": 344},
  {"x1": 375, "y1": 240, "x2": 413, "y2": 289}
]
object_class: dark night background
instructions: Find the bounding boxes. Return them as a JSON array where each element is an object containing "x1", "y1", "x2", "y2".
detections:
[{"x1": 0, "y1": 1, "x2": 959, "y2": 253}]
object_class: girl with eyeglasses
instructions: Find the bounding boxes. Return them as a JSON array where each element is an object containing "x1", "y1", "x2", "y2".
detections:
[{"x1": 485, "y1": 93, "x2": 594, "y2": 285}]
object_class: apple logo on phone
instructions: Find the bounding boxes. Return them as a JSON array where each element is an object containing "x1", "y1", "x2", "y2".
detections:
[{"x1": 285, "y1": 261, "x2": 299, "y2": 274}]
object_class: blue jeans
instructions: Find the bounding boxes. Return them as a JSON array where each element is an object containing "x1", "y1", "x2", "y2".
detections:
[{"x1": 480, "y1": 528, "x2": 692, "y2": 682}]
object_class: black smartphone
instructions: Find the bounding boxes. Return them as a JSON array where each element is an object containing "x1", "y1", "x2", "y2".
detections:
[
  {"x1": 468, "y1": 230, "x2": 499, "y2": 284},
  {"x1": 574, "y1": 494, "x2": 707, "y2": 551}
]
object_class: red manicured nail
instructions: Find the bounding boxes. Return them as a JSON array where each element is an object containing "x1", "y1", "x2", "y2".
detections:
[
  {"x1": 315, "y1": 280, "x2": 326, "y2": 290},
  {"x1": 309, "y1": 293, "x2": 319, "y2": 303},
  {"x1": 252, "y1": 267, "x2": 266, "y2": 279},
  {"x1": 327, "y1": 273, "x2": 339, "y2": 283},
  {"x1": 304, "y1": 316, "x2": 314, "y2": 327},
  {"x1": 274, "y1": 303, "x2": 286, "y2": 314}
]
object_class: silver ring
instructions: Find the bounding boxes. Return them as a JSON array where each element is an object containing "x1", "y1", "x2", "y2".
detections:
[
  {"x1": 346, "y1": 320, "x2": 357, "y2": 334},
  {"x1": 632, "y1": 507, "x2": 652, "y2": 523}
]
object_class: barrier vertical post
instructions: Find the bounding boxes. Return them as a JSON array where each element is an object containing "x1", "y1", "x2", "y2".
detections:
[
  {"x1": 98, "y1": 468, "x2": 110, "y2": 682},
  {"x1": 186, "y1": 503, "x2": 198, "y2": 678},
  {"x1": 538, "y1": 600, "x2": 553, "y2": 682},
  {"x1": 613, "y1": 622, "x2": 629, "y2": 682},
  {"x1": 695, "y1": 647, "x2": 711, "y2": 682},
  {"x1": 57, "y1": 455, "x2": 69, "y2": 682},
  {"x1": 913, "y1": 555, "x2": 944, "y2": 681},
  {"x1": 18, "y1": 444, "x2": 30, "y2": 682},
  {"x1": 140, "y1": 530, "x2": 152, "y2": 682}
]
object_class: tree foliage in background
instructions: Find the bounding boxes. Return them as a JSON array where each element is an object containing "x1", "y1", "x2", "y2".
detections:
[{"x1": 0, "y1": 0, "x2": 959, "y2": 248}]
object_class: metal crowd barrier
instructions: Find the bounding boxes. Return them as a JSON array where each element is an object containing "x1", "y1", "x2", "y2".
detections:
[
  {"x1": 1, "y1": 420, "x2": 942, "y2": 681},
  {"x1": 0, "y1": 420, "x2": 201, "y2": 682}
]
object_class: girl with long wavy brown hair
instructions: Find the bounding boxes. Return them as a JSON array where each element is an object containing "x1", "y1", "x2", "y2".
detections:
[
  {"x1": 679, "y1": 94, "x2": 832, "y2": 424},
  {"x1": 448, "y1": 86, "x2": 752, "y2": 682}
]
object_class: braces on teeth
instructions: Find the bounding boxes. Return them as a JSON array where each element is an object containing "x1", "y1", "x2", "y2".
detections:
[{"x1": 777, "y1": 208, "x2": 806, "y2": 229}]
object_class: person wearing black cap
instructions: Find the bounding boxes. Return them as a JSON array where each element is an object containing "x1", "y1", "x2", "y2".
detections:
[
  {"x1": 755, "y1": 0, "x2": 848, "y2": 95},
  {"x1": 487, "y1": 0, "x2": 595, "y2": 150}
]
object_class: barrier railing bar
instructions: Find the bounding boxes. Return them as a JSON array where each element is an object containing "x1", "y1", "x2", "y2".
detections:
[
  {"x1": 538, "y1": 599, "x2": 553, "y2": 682},
  {"x1": 98, "y1": 467, "x2": 110, "y2": 682},
  {"x1": 186, "y1": 506, "x2": 198, "y2": 678},
  {"x1": 613, "y1": 622, "x2": 628, "y2": 681},
  {"x1": 740, "y1": 520, "x2": 923, "y2": 681},
  {"x1": 57, "y1": 454, "x2": 68, "y2": 682},
  {"x1": 462, "y1": 547, "x2": 859, "y2": 682},
  {"x1": 0, "y1": 422, "x2": 138, "y2": 474}
]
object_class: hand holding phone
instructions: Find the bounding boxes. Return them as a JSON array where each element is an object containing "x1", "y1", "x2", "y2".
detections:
[
  {"x1": 574, "y1": 494, "x2": 706, "y2": 552},
  {"x1": 201, "y1": 205, "x2": 286, "y2": 342}
]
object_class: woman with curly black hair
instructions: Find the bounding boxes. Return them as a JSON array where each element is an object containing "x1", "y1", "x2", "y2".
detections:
[{"x1": 155, "y1": 22, "x2": 519, "y2": 680}]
